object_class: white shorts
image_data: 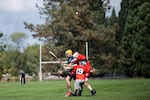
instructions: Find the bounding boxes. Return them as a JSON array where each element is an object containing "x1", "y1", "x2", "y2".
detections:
[{"x1": 74, "y1": 80, "x2": 85, "y2": 90}]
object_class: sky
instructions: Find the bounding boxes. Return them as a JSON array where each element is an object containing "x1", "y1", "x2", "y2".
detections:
[
  {"x1": 0, "y1": 0, "x2": 122, "y2": 45},
  {"x1": 106, "y1": 0, "x2": 122, "y2": 17},
  {"x1": 0, "y1": 0, "x2": 44, "y2": 45}
]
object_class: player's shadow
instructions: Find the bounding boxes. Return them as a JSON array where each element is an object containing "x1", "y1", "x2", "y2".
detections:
[
  {"x1": 82, "y1": 95, "x2": 96, "y2": 97},
  {"x1": 71, "y1": 95, "x2": 96, "y2": 97}
]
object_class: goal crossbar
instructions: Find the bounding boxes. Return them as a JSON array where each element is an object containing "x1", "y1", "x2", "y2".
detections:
[{"x1": 41, "y1": 61, "x2": 67, "y2": 64}]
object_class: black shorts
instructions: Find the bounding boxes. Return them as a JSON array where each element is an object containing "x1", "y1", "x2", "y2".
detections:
[
  {"x1": 61, "y1": 69, "x2": 75, "y2": 81},
  {"x1": 68, "y1": 72, "x2": 75, "y2": 81}
]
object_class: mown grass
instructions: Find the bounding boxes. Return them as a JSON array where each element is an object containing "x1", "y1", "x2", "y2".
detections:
[{"x1": 0, "y1": 78, "x2": 150, "y2": 100}]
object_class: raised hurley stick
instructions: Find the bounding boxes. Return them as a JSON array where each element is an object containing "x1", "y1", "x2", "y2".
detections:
[
  {"x1": 49, "y1": 50, "x2": 62, "y2": 64},
  {"x1": 49, "y1": 51, "x2": 69, "y2": 70},
  {"x1": 49, "y1": 51, "x2": 58, "y2": 59}
]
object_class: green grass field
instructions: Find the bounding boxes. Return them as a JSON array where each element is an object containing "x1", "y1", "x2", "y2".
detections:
[{"x1": 0, "y1": 79, "x2": 150, "y2": 100}]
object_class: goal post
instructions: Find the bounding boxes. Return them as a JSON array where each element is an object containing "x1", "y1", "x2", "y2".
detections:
[
  {"x1": 39, "y1": 44, "x2": 67, "y2": 81},
  {"x1": 86, "y1": 42, "x2": 88, "y2": 60},
  {"x1": 39, "y1": 44, "x2": 42, "y2": 81}
]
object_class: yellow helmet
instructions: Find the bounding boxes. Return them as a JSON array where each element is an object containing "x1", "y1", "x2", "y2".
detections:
[{"x1": 65, "y1": 49, "x2": 73, "y2": 55}]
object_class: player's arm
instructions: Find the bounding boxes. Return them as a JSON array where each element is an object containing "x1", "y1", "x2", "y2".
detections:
[
  {"x1": 64, "y1": 57, "x2": 77, "y2": 68},
  {"x1": 90, "y1": 68, "x2": 95, "y2": 73},
  {"x1": 63, "y1": 62, "x2": 74, "y2": 70}
]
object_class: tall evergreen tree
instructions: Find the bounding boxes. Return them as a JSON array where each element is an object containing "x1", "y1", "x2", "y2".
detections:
[
  {"x1": 121, "y1": 0, "x2": 150, "y2": 77},
  {"x1": 116, "y1": 0, "x2": 129, "y2": 43},
  {"x1": 109, "y1": 7, "x2": 118, "y2": 25}
]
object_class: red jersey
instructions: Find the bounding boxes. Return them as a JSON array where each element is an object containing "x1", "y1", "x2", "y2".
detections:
[
  {"x1": 71, "y1": 52, "x2": 91, "y2": 80},
  {"x1": 73, "y1": 65, "x2": 89, "y2": 80}
]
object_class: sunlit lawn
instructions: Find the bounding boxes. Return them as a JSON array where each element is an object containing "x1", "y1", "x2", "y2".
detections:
[{"x1": 0, "y1": 78, "x2": 150, "y2": 100}]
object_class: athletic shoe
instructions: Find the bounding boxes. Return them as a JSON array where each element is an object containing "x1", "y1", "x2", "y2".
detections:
[
  {"x1": 65, "y1": 91, "x2": 72, "y2": 97},
  {"x1": 91, "y1": 89, "x2": 96, "y2": 95},
  {"x1": 72, "y1": 89, "x2": 82, "y2": 96}
]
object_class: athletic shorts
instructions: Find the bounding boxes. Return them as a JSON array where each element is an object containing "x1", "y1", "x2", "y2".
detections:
[
  {"x1": 61, "y1": 69, "x2": 75, "y2": 80},
  {"x1": 74, "y1": 80, "x2": 85, "y2": 90},
  {"x1": 68, "y1": 70, "x2": 75, "y2": 81}
]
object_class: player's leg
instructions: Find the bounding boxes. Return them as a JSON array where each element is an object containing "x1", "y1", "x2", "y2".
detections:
[
  {"x1": 73, "y1": 80, "x2": 84, "y2": 96},
  {"x1": 79, "y1": 81, "x2": 84, "y2": 96},
  {"x1": 73, "y1": 80, "x2": 80, "y2": 96},
  {"x1": 65, "y1": 76, "x2": 72, "y2": 92},
  {"x1": 65, "y1": 76, "x2": 72, "y2": 97},
  {"x1": 20, "y1": 78, "x2": 22, "y2": 84},
  {"x1": 84, "y1": 78, "x2": 92, "y2": 90},
  {"x1": 84, "y1": 78, "x2": 96, "y2": 95},
  {"x1": 23, "y1": 77, "x2": 25, "y2": 84}
]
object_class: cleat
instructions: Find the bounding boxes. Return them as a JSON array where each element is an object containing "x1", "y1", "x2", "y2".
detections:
[
  {"x1": 91, "y1": 89, "x2": 96, "y2": 95},
  {"x1": 72, "y1": 89, "x2": 81, "y2": 96},
  {"x1": 65, "y1": 91, "x2": 72, "y2": 97}
]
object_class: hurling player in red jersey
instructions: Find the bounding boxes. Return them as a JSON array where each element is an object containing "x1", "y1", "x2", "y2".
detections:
[
  {"x1": 71, "y1": 62, "x2": 89, "y2": 96},
  {"x1": 65, "y1": 50, "x2": 96, "y2": 96}
]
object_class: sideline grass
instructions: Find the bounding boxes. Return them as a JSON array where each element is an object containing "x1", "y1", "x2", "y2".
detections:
[{"x1": 0, "y1": 79, "x2": 150, "y2": 100}]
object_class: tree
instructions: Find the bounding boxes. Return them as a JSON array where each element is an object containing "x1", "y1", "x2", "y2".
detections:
[
  {"x1": 21, "y1": 45, "x2": 39, "y2": 76},
  {"x1": 0, "y1": 50, "x2": 17, "y2": 77},
  {"x1": 109, "y1": 7, "x2": 118, "y2": 25},
  {"x1": 9, "y1": 32, "x2": 28, "y2": 76},
  {"x1": 0, "y1": 32, "x2": 3, "y2": 37},
  {"x1": 120, "y1": 0, "x2": 150, "y2": 77},
  {"x1": 118, "y1": 0, "x2": 129, "y2": 36},
  {"x1": 24, "y1": 0, "x2": 110, "y2": 63},
  {"x1": 10, "y1": 32, "x2": 27, "y2": 51},
  {"x1": 0, "y1": 32, "x2": 7, "y2": 51}
]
